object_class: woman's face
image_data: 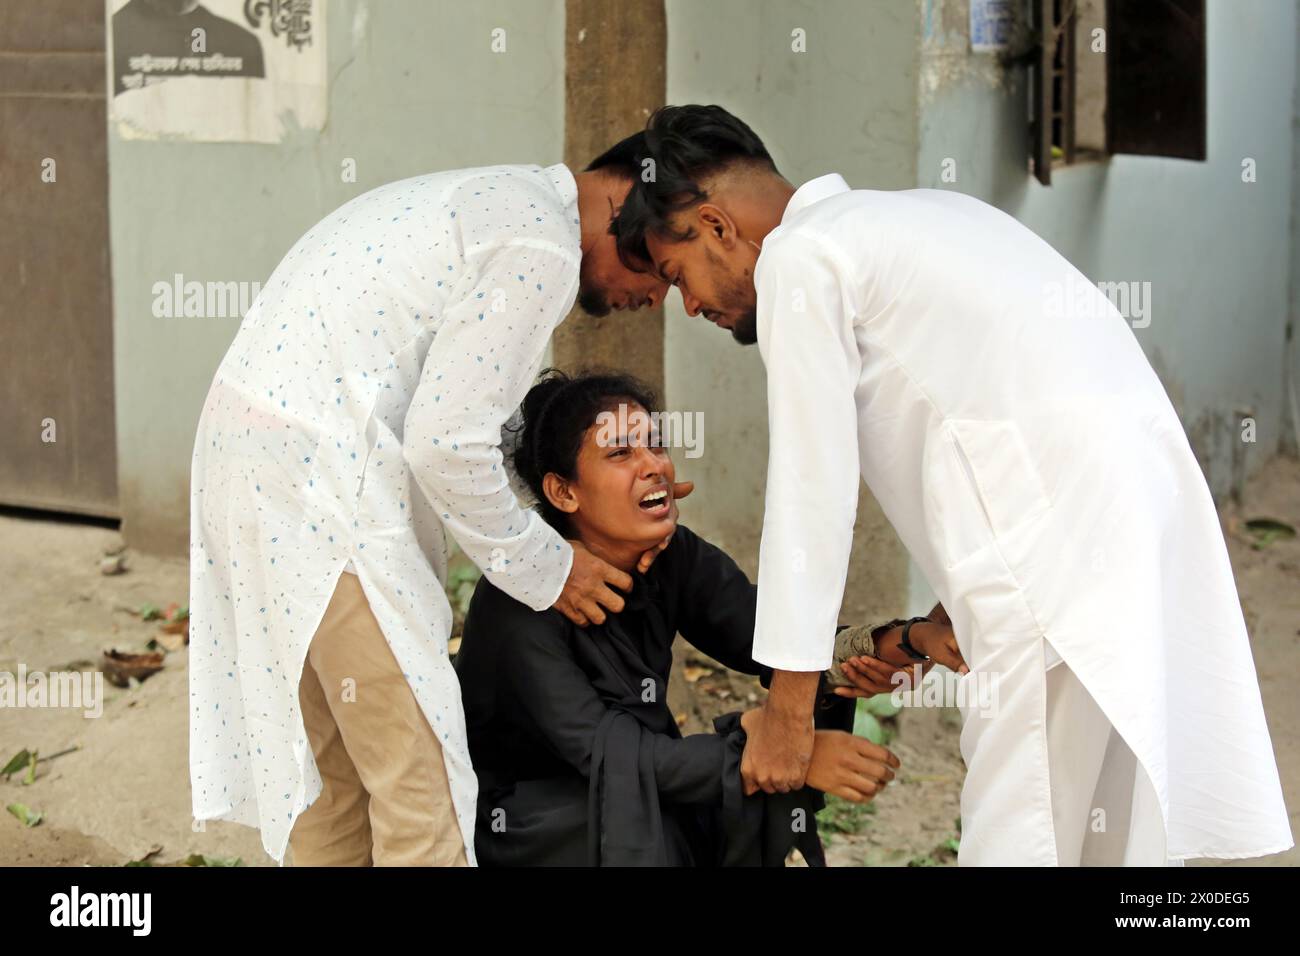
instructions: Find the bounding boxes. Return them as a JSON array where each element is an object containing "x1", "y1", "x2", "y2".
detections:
[{"x1": 557, "y1": 402, "x2": 678, "y2": 553}]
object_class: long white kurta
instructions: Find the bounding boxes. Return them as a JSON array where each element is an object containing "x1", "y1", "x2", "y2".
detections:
[
  {"x1": 751, "y1": 174, "x2": 1293, "y2": 864},
  {"x1": 189, "y1": 164, "x2": 581, "y2": 863}
]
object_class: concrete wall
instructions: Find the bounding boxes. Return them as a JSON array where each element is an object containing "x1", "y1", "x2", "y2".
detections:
[
  {"x1": 109, "y1": 0, "x2": 566, "y2": 552},
  {"x1": 111, "y1": 0, "x2": 1297, "y2": 598},
  {"x1": 1286, "y1": 3, "x2": 1300, "y2": 458},
  {"x1": 916, "y1": 0, "x2": 1298, "y2": 498},
  {"x1": 662, "y1": 0, "x2": 920, "y2": 623}
]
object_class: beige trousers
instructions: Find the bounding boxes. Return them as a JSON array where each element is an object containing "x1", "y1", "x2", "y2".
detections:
[{"x1": 288, "y1": 572, "x2": 468, "y2": 866}]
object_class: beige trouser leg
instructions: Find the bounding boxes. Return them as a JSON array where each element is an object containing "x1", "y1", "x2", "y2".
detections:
[
  {"x1": 1045, "y1": 657, "x2": 1170, "y2": 866},
  {"x1": 288, "y1": 572, "x2": 468, "y2": 867}
]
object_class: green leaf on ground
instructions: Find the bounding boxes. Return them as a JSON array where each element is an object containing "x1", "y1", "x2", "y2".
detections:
[
  {"x1": 444, "y1": 564, "x2": 482, "y2": 589},
  {"x1": 1245, "y1": 517, "x2": 1296, "y2": 550},
  {"x1": 853, "y1": 708, "x2": 885, "y2": 744},
  {"x1": 852, "y1": 702, "x2": 894, "y2": 749},
  {"x1": 864, "y1": 693, "x2": 902, "y2": 718},
  {"x1": 7, "y1": 803, "x2": 43, "y2": 827},
  {"x1": 1, "y1": 749, "x2": 32, "y2": 778},
  {"x1": 816, "y1": 794, "x2": 877, "y2": 835}
]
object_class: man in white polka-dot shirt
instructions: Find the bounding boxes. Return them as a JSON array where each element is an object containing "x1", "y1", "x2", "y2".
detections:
[{"x1": 189, "y1": 140, "x2": 678, "y2": 866}]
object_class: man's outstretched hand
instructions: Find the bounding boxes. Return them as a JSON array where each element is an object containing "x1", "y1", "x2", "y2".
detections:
[
  {"x1": 553, "y1": 542, "x2": 632, "y2": 627},
  {"x1": 832, "y1": 655, "x2": 916, "y2": 698},
  {"x1": 635, "y1": 480, "x2": 694, "y2": 574}
]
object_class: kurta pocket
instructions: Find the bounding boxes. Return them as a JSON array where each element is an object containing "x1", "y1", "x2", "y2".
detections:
[
  {"x1": 924, "y1": 426, "x2": 996, "y2": 570},
  {"x1": 946, "y1": 419, "x2": 1053, "y2": 548},
  {"x1": 924, "y1": 419, "x2": 1053, "y2": 570}
]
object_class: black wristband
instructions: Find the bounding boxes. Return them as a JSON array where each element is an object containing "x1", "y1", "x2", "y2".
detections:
[{"x1": 898, "y1": 616, "x2": 932, "y2": 661}]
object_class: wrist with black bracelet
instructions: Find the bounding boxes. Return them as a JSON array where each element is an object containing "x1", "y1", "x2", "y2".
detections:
[{"x1": 870, "y1": 616, "x2": 932, "y2": 662}]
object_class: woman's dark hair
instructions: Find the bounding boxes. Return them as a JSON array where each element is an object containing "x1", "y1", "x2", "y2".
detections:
[
  {"x1": 509, "y1": 368, "x2": 659, "y2": 532},
  {"x1": 611, "y1": 104, "x2": 777, "y2": 269}
]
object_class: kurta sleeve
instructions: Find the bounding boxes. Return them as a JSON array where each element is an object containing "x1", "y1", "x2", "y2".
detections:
[
  {"x1": 752, "y1": 231, "x2": 863, "y2": 672},
  {"x1": 402, "y1": 183, "x2": 579, "y2": 612}
]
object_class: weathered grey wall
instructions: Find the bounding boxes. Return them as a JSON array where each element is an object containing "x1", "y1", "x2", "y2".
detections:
[
  {"x1": 111, "y1": 0, "x2": 1297, "y2": 581},
  {"x1": 662, "y1": 0, "x2": 919, "y2": 624},
  {"x1": 917, "y1": 0, "x2": 1298, "y2": 497},
  {"x1": 1286, "y1": 2, "x2": 1300, "y2": 458},
  {"x1": 109, "y1": 0, "x2": 566, "y2": 553}
]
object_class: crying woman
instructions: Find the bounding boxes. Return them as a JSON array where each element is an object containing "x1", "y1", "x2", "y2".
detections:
[{"x1": 453, "y1": 369, "x2": 907, "y2": 867}]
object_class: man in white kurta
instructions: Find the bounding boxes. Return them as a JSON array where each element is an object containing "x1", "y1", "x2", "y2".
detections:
[
  {"x1": 190, "y1": 161, "x2": 667, "y2": 864},
  {"x1": 622, "y1": 105, "x2": 1293, "y2": 865}
]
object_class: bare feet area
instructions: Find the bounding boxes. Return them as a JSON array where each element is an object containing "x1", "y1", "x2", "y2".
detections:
[{"x1": 3, "y1": 457, "x2": 1298, "y2": 867}]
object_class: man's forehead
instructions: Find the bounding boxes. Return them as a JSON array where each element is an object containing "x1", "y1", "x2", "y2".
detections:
[{"x1": 644, "y1": 231, "x2": 684, "y2": 274}]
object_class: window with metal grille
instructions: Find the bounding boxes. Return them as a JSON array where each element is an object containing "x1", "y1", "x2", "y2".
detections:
[{"x1": 1031, "y1": 0, "x2": 1206, "y2": 185}]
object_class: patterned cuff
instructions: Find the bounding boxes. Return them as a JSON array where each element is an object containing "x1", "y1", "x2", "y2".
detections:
[{"x1": 823, "y1": 621, "x2": 896, "y2": 688}]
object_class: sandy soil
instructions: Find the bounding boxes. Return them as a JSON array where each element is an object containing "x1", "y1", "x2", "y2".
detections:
[
  {"x1": 2, "y1": 457, "x2": 1297, "y2": 867},
  {"x1": 0, "y1": 525, "x2": 272, "y2": 866},
  {"x1": 1200, "y1": 455, "x2": 1300, "y2": 867}
]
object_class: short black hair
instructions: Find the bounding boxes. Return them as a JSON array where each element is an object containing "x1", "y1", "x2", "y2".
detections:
[
  {"x1": 611, "y1": 105, "x2": 777, "y2": 269},
  {"x1": 508, "y1": 368, "x2": 659, "y2": 534}
]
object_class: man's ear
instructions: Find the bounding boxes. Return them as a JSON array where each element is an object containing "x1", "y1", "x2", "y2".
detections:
[
  {"x1": 542, "y1": 473, "x2": 580, "y2": 515},
  {"x1": 696, "y1": 203, "x2": 738, "y2": 250}
]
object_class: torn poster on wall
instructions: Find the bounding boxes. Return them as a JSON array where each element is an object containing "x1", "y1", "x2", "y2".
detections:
[{"x1": 107, "y1": 0, "x2": 325, "y2": 143}]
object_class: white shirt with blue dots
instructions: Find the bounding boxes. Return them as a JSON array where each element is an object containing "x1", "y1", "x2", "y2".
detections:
[{"x1": 188, "y1": 164, "x2": 582, "y2": 864}]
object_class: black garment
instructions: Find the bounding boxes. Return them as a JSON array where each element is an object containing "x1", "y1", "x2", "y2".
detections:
[{"x1": 455, "y1": 524, "x2": 854, "y2": 867}]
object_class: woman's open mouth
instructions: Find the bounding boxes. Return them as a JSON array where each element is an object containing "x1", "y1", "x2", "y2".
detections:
[{"x1": 637, "y1": 487, "x2": 672, "y2": 518}]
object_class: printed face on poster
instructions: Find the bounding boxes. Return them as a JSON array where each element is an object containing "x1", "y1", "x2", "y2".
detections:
[{"x1": 107, "y1": 0, "x2": 326, "y2": 143}]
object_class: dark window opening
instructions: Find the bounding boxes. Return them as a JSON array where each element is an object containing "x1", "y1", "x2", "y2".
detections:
[{"x1": 1031, "y1": 0, "x2": 1206, "y2": 185}]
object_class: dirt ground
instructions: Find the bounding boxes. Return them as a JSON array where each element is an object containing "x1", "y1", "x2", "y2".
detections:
[{"x1": 2, "y1": 457, "x2": 1298, "y2": 867}]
